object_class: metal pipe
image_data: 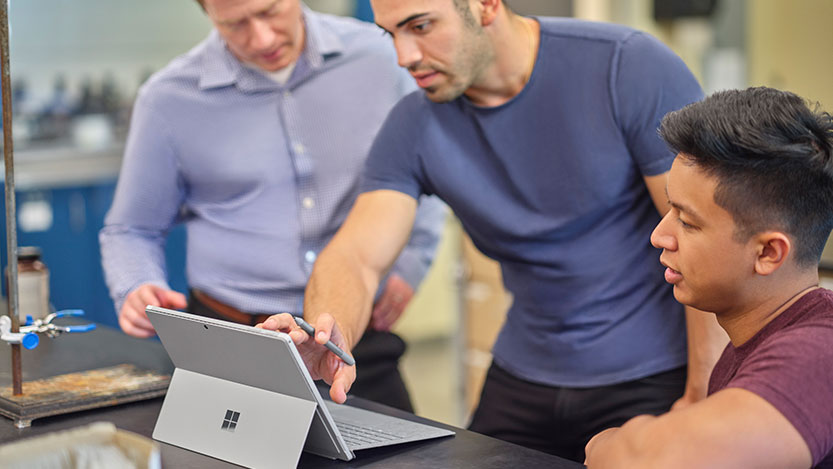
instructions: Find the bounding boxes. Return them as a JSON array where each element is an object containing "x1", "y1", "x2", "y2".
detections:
[{"x1": 0, "y1": 0, "x2": 22, "y2": 396}]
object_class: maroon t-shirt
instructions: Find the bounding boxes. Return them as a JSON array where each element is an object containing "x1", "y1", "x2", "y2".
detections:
[{"x1": 709, "y1": 288, "x2": 833, "y2": 468}]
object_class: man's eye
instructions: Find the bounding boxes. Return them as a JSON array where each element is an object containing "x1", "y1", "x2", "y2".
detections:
[
  {"x1": 412, "y1": 21, "x2": 432, "y2": 33},
  {"x1": 678, "y1": 218, "x2": 694, "y2": 230},
  {"x1": 227, "y1": 20, "x2": 245, "y2": 30},
  {"x1": 261, "y1": 5, "x2": 280, "y2": 17}
]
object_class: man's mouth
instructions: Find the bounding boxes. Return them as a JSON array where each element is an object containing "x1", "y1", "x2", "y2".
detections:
[
  {"x1": 411, "y1": 70, "x2": 439, "y2": 89},
  {"x1": 260, "y1": 45, "x2": 284, "y2": 62},
  {"x1": 661, "y1": 261, "x2": 683, "y2": 284}
]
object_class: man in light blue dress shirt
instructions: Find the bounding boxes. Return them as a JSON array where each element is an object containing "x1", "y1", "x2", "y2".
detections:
[{"x1": 99, "y1": 0, "x2": 445, "y2": 411}]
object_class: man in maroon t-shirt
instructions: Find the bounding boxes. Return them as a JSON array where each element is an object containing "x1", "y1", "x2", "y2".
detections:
[{"x1": 584, "y1": 87, "x2": 833, "y2": 468}]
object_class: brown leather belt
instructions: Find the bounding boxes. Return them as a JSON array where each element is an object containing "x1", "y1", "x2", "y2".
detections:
[{"x1": 191, "y1": 289, "x2": 273, "y2": 326}]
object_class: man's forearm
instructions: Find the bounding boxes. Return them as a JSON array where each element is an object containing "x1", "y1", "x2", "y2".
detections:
[
  {"x1": 586, "y1": 389, "x2": 813, "y2": 469},
  {"x1": 585, "y1": 415, "x2": 663, "y2": 468},
  {"x1": 304, "y1": 243, "x2": 380, "y2": 350},
  {"x1": 304, "y1": 190, "x2": 419, "y2": 349},
  {"x1": 586, "y1": 414, "x2": 710, "y2": 469}
]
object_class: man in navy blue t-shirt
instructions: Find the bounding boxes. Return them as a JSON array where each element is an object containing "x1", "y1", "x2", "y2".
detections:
[{"x1": 261, "y1": 0, "x2": 723, "y2": 461}]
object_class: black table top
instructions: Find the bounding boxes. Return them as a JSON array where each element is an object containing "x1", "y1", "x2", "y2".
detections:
[{"x1": 0, "y1": 322, "x2": 584, "y2": 468}]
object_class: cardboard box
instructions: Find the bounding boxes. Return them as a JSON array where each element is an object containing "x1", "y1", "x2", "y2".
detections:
[{"x1": 461, "y1": 233, "x2": 512, "y2": 417}]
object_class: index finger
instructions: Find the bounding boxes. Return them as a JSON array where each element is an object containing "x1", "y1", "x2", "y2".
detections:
[
  {"x1": 257, "y1": 313, "x2": 310, "y2": 345},
  {"x1": 136, "y1": 286, "x2": 166, "y2": 307},
  {"x1": 257, "y1": 313, "x2": 297, "y2": 331}
]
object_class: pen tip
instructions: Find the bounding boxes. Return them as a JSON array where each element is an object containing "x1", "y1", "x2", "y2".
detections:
[{"x1": 293, "y1": 315, "x2": 303, "y2": 325}]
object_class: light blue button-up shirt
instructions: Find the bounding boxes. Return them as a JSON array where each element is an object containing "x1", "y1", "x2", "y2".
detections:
[{"x1": 100, "y1": 10, "x2": 446, "y2": 315}]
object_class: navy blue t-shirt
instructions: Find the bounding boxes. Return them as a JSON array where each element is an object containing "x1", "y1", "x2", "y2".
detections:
[{"x1": 362, "y1": 18, "x2": 704, "y2": 386}]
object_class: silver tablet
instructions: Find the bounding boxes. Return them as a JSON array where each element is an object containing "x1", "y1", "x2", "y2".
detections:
[{"x1": 146, "y1": 306, "x2": 453, "y2": 468}]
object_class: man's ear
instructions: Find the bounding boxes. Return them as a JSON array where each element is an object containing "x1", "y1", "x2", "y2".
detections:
[
  {"x1": 475, "y1": 0, "x2": 501, "y2": 26},
  {"x1": 753, "y1": 231, "x2": 791, "y2": 276}
]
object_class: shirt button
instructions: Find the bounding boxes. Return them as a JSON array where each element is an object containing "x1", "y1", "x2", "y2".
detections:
[
  {"x1": 302, "y1": 197, "x2": 315, "y2": 209},
  {"x1": 305, "y1": 250, "x2": 317, "y2": 263},
  {"x1": 283, "y1": 90, "x2": 291, "y2": 99},
  {"x1": 293, "y1": 142, "x2": 306, "y2": 154}
]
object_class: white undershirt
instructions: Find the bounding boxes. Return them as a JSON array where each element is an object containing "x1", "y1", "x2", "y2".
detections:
[{"x1": 247, "y1": 60, "x2": 297, "y2": 85}]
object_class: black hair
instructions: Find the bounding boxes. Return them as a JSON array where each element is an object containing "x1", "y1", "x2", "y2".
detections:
[{"x1": 660, "y1": 87, "x2": 833, "y2": 268}]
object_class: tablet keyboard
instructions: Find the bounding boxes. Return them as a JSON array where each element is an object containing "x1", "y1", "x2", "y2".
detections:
[{"x1": 334, "y1": 420, "x2": 404, "y2": 446}]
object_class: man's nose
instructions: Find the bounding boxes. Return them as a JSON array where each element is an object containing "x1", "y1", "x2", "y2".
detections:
[
  {"x1": 651, "y1": 212, "x2": 677, "y2": 251},
  {"x1": 394, "y1": 36, "x2": 422, "y2": 69},
  {"x1": 249, "y1": 18, "x2": 276, "y2": 50}
]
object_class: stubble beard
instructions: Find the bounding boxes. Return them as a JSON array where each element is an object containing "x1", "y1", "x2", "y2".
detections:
[{"x1": 424, "y1": 29, "x2": 493, "y2": 103}]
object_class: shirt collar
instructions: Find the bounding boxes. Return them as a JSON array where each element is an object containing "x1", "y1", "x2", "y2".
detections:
[
  {"x1": 301, "y1": 6, "x2": 344, "y2": 66},
  {"x1": 198, "y1": 8, "x2": 345, "y2": 92}
]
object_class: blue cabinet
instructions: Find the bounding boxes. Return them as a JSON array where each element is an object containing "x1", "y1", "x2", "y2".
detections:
[
  {"x1": 0, "y1": 180, "x2": 187, "y2": 330},
  {"x1": 354, "y1": 0, "x2": 373, "y2": 22}
]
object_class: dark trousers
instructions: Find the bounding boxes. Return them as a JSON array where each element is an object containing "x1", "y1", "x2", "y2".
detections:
[
  {"x1": 188, "y1": 292, "x2": 414, "y2": 412},
  {"x1": 469, "y1": 361, "x2": 686, "y2": 462}
]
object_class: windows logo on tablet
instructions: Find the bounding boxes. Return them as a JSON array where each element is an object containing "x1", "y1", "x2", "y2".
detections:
[{"x1": 220, "y1": 410, "x2": 240, "y2": 432}]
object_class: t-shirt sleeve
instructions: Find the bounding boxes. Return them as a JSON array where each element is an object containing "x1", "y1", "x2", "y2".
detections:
[
  {"x1": 725, "y1": 324, "x2": 833, "y2": 465},
  {"x1": 613, "y1": 31, "x2": 704, "y2": 176},
  {"x1": 359, "y1": 91, "x2": 426, "y2": 201}
]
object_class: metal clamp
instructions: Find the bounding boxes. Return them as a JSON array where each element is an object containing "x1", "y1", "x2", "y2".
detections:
[
  {"x1": 22, "y1": 310, "x2": 96, "y2": 338},
  {"x1": 0, "y1": 316, "x2": 38, "y2": 350}
]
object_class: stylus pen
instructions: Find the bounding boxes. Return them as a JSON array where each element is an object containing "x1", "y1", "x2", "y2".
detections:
[{"x1": 293, "y1": 316, "x2": 356, "y2": 366}]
